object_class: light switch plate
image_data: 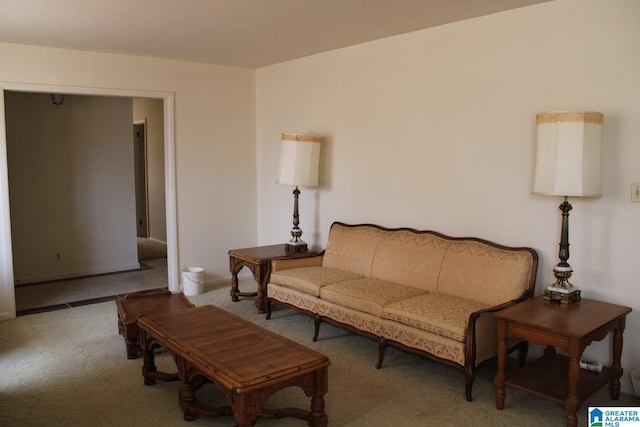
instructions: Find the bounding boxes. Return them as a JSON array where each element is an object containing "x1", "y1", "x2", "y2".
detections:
[{"x1": 631, "y1": 183, "x2": 640, "y2": 202}]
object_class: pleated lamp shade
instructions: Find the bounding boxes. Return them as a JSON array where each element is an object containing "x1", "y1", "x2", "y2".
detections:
[
  {"x1": 533, "y1": 111, "x2": 603, "y2": 197},
  {"x1": 278, "y1": 133, "x2": 322, "y2": 187}
]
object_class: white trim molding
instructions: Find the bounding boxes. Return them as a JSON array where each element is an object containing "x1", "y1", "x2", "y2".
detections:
[{"x1": 0, "y1": 82, "x2": 179, "y2": 320}]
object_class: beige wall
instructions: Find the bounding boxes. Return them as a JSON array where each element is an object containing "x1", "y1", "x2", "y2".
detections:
[
  {"x1": 256, "y1": 0, "x2": 640, "y2": 393},
  {"x1": 133, "y1": 97, "x2": 166, "y2": 242}
]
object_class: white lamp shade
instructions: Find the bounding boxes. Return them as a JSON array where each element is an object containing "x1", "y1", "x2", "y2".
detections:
[
  {"x1": 533, "y1": 111, "x2": 603, "y2": 197},
  {"x1": 278, "y1": 133, "x2": 322, "y2": 187}
]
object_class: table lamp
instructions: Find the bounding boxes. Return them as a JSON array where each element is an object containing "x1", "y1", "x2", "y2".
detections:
[
  {"x1": 533, "y1": 111, "x2": 603, "y2": 304},
  {"x1": 278, "y1": 132, "x2": 322, "y2": 252}
]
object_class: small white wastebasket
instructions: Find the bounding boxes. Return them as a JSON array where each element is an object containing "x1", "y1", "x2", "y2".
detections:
[{"x1": 182, "y1": 267, "x2": 204, "y2": 296}]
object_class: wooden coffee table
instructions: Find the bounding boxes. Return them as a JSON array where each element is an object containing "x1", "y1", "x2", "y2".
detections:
[
  {"x1": 229, "y1": 244, "x2": 318, "y2": 313},
  {"x1": 138, "y1": 305, "x2": 329, "y2": 426}
]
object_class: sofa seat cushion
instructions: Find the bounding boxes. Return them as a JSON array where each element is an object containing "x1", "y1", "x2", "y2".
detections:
[
  {"x1": 382, "y1": 294, "x2": 488, "y2": 342},
  {"x1": 269, "y1": 266, "x2": 362, "y2": 297},
  {"x1": 320, "y1": 278, "x2": 425, "y2": 317}
]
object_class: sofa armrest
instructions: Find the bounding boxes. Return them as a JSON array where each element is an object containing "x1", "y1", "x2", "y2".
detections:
[
  {"x1": 466, "y1": 295, "x2": 532, "y2": 366},
  {"x1": 271, "y1": 254, "x2": 324, "y2": 273}
]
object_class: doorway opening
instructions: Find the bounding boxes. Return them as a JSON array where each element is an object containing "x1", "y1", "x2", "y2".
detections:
[
  {"x1": 133, "y1": 119, "x2": 168, "y2": 266},
  {"x1": 0, "y1": 83, "x2": 179, "y2": 320},
  {"x1": 4, "y1": 92, "x2": 170, "y2": 315}
]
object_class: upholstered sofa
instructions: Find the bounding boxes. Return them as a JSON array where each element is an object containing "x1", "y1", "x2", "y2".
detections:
[{"x1": 266, "y1": 222, "x2": 538, "y2": 401}]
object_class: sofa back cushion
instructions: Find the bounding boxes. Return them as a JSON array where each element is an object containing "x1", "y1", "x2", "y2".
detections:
[
  {"x1": 436, "y1": 240, "x2": 537, "y2": 306},
  {"x1": 322, "y1": 223, "x2": 383, "y2": 276},
  {"x1": 370, "y1": 230, "x2": 449, "y2": 292},
  {"x1": 323, "y1": 222, "x2": 537, "y2": 306}
]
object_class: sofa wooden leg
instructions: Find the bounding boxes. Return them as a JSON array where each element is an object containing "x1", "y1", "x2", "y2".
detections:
[
  {"x1": 464, "y1": 367, "x2": 475, "y2": 402},
  {"x1": 265, "y1": 300, "x2": 272, "y2": 320},
  {"x1": 376, "y1": 337, "x2": 387, "y2": 369},
  {"x1": 313, "y1": 315, "x2": 321, "y2": 341}
]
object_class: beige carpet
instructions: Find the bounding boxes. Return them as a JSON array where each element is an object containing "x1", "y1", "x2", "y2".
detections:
[
  {"x1": 137, "y1": 237, "x2": 168, "y2": 261},
  {"x1": 1, "y1": 281, "x2": 638, "y2": 426}
]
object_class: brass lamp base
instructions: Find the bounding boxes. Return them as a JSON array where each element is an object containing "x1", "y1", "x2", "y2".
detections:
[
  {"x1": 544, "y1": 254, "x2": 581, "y2": 305},
  {"x1": 285, "y1": 241, "x2": 308, "y2": 252},
  {"x1": 285, "y1": 185, "x2": 309, "y2": 253},
  {"x1": 543, "y1": 286, "x2": 581, "y2": 304}
]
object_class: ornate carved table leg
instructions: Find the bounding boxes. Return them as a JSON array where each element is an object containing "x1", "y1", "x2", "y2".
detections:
[
  {"x1": 309, "y1": 367, "x2": 329, "y2": 427},
  {"x1": 229, "y1": 258, "x2": 242, "y2": 302},
  {"x1": 565, "y1": 354, "x2": 580, "y2": 427},
  {"x1": 494, "y1": 319, "x2": 507, "y2": 410},
  {"x1": 140, "y1": 330, "x2": 157, "y2": 386},
  {"x1": 232, "y1": 393, "x2": 260, "y2": 427},
  {"x1": 255, "y1": 262, "x2": 269, "y2": 314},
  {"x1": 610, "y1": 325, "x2": 625, "y2": 399},
  {"x1": 125, "y1": 335, "x2": 140, "y2": 359},
  {"x1": 179, "y1": 382, "x2": 198, "y2": 421}
]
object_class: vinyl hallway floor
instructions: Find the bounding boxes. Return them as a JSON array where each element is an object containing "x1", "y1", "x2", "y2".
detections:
[{"x1": 14, "y1": 257, "x2": 168, "y2": 316}]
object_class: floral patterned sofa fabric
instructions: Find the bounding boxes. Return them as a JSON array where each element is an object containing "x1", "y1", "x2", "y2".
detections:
[
  {"x1": 321, "y1": 223, "x2": 383, "y2": 275},
  {"x1": 267, "y1": 222, "x2": 538, "y2": 402},
  {"x1": 436, "y1": 240, "x2": 537, "y2": 307},
  {"x1": 370, "y1": 230, "x2": 448, "y2": 292},
  {"x1": 320, "y1": 277, "x2": 425, "y2": 318},
  {"x1": 269, "y1": 266, "x2": 360, "y2": 297}
]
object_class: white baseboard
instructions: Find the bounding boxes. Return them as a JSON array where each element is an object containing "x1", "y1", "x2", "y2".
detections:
[{"x1": 15, "y1": 262, "x2": 143, "y2": 285}]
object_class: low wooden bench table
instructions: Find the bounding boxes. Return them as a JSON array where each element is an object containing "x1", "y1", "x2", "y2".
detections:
[
  {"x1": 138, "y1": 305, "x2": 330, "y2": 426},
  {"x1": 115, "y1": 290, "x2": 194, "y2": 359}
]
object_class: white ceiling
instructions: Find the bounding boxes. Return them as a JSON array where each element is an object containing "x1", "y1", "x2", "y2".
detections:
[{"x1": 0, "y1": 0, "x2": 550, "y2": 69}]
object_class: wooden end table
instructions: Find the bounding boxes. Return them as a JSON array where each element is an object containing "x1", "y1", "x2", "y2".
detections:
[
  {"x1": 494, "y1": 296, "x2": 631, "y2": 427},
  {"x1": 139, "y1": 305, "x2": 330, "y2": 426},
  {"x1": 228, "y1": 244, "x2": 318, "y2": 313}
]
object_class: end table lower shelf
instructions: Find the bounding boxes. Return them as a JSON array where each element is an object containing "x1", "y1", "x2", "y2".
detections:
[{"x1": 506, "y1": 351, "x2": 616, "y2": 404}]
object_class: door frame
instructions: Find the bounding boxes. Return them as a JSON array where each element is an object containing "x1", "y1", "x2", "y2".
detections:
[
  {"x1": 0, "y1": 82, "x2": 179, "y2": 320},
  {"x1": 133, "y1": 119, "x2": 149, "y2": 238}
]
